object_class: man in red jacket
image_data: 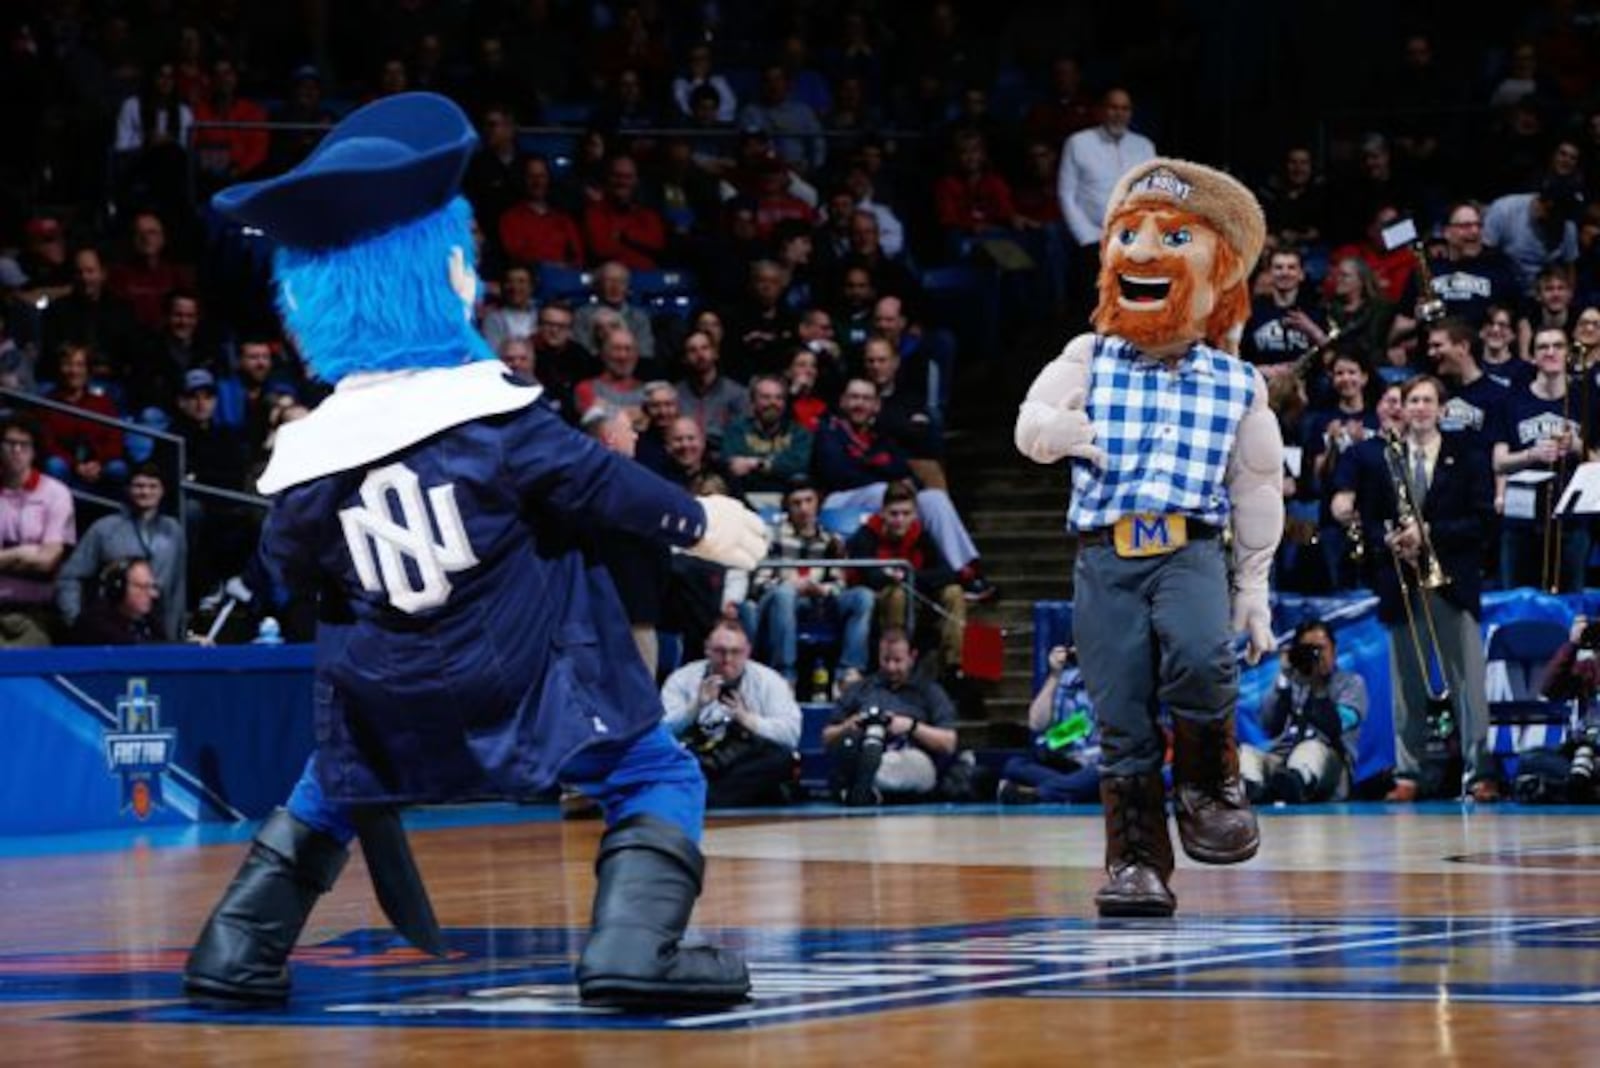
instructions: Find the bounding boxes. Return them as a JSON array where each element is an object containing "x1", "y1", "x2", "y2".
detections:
[
  {"x1": 582, "y1": 154, "x2": 667, "y2": 270},
  {"x1": 41, "y1": 342, "x2": 127, "y2": 491},
  {"x1": 844, "y1": 480, "x2": 966, "y2": 675}
]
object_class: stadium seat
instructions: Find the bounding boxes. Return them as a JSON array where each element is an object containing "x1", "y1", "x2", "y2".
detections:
[
  {"x1": 819, "y1": 507, "x2": 870, "y2": 538},
  {"x1": 516, "y1": 131, "x2": 578, "y2": 165},
  {"x1": 537, "y1": 265, "x2": 591, "y2": 301},
  {"x1": 1486, "y1": 619, "x2": 1573, "y2": 767},
  {"x1": 541, "y1": 101, "x2": 594, "y2": 126}
]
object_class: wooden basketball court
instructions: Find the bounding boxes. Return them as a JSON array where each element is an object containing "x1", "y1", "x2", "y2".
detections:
[{"x1": 2, "y1": 803, "x2": 1598, "y2": 1064}]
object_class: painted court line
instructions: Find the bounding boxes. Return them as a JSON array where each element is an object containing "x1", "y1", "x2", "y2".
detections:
[{"x1": 668, "y1": 916, "x2": 1597, "y2": 1028}]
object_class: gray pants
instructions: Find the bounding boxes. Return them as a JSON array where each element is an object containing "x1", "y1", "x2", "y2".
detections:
[
  {"x1": 1073, "y1": 538, "x2": 1238, "y2": 777},
  {"x1": 1388, "y1": 589, "x2": 1490, "y2": 789}
]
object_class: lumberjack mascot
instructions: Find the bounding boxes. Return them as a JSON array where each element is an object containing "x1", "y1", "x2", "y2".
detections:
[
  {"x1": 1015, "y1": 159, "x2": 1282, "y2": 916},
  {"x1": 183, "y1": 93, "x2": 765, "y2": 1007}
]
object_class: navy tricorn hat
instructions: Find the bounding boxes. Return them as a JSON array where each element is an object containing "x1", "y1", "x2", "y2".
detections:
[{"x1": 212, "y1": 92, "x2": 478, "y2": 250}]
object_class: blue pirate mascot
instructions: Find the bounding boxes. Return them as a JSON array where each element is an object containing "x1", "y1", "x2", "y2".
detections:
[
  {"x1": 183, "y1": 93, "x2": 766, "y2": 1008},
  {"x1": 1015, "y1": 159, "x2": 1283, "y2": 917}
]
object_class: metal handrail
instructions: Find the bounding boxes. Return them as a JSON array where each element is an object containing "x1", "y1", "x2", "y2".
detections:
[
  {"x1": 0, "y1": 387, "x2": 269, "y2": 519},
  {"x1": 754, "y1": 555, "x2": 917, "y2": 633}
]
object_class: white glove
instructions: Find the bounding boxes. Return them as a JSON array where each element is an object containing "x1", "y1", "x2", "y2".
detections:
[
  {"x1": 686, "y1": 495, "x2": 769, "y2": 570},
  {"x1": 1016, "y1": 390, "x2": 1105, "y2": 468},
  {"x1": 1231, "y1": 586, "x2": 1273, "y2": 666}
]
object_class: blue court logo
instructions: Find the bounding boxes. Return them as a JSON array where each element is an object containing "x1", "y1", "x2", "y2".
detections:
[
  {"x1": 1, "y1": 915, "x2": 1593, "y2": 1031},
  {"x1": 102, "y1": 678, "x2": 176, "y2": 820}
]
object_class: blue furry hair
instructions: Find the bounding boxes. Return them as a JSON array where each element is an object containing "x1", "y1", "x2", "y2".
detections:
[{"x1": 273, "y1": 196, "x2": 494, "y2": 383}]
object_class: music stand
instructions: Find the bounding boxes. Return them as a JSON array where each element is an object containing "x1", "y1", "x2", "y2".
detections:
[{"x1": 1555, "y1": 461, "x2": 1600, "y2": 517}]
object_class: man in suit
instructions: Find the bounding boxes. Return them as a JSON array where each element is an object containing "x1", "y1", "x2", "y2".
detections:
[{"x1": 1331, "y1": 374, "x2": 1497, "y2": 802}]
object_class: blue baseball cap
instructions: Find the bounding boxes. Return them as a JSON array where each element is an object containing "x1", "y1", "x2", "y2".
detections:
[{"x1": 211, "y1": 92, "x2": 478, "y2": 250}]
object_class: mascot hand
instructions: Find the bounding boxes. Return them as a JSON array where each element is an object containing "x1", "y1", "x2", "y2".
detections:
[
  {"x1": 1231, "y1": 587, "x2": 1273, "y2": 666},
  {"x1": 688, "y1": 495, "x2": 770, "y2": 571},
  {"x1": 1018, "y1": 390, "x2": 1106, "y2": 467}
]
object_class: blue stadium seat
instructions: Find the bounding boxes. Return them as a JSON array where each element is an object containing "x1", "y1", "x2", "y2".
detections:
[
  {"x1": 1487, "y1": 620, "x2": 1568, "y2": 700},
  {"x1": 517, "y1": 131, "x2": 579, "y2": 166},
  {"x1": 537, "y1": 265, "x2": 591, "y2": 301},
  {"x1": 1486, "y1": 619, "x2": 1573, "y2": 771},
  {"x1": 819, "y1": 507, "x2": 869, "y2": 538},
  {"x1": 630, "y1": 269, "x2": 697, "y2": 298},
  {"x1": 542, "y1": 101, "x2": 594, "y2": 126},
  {"x1": 920, "y1": 263, "x2": 996, "y2": 356}
]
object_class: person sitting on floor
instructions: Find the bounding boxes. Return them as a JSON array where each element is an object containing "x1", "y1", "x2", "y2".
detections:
[{"x1": 997, "y1": 643, "x2": 1103, "y2": 804}]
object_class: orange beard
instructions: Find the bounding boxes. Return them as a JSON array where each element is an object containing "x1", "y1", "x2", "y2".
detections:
[
  {"x1": 1091, "y1": 209, "x2": 1250, "y2": 353},
  {"x1": 1092, "y1": 249, "x2": 1207, "y2": 350}
]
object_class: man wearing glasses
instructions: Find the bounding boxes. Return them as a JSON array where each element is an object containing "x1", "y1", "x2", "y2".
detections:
[
  {"x1": 0, "y1": 414, "x2": 76, "y2": 646},
  {"x1": 530, "y1": 299, "x2": 599, "y2": 417},
  {"x1": 1396, "y1": 201, "x2": 1520, "y2": 334}
]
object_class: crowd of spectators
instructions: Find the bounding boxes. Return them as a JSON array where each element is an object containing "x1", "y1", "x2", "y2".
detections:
[{"x1": 6, "y1": 5, "x2": 1600, "y2": 809}]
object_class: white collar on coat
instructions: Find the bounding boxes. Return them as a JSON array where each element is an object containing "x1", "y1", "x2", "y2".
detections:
[{"x1": 257, "y1": 360, "x2": 543, "y2": 495}]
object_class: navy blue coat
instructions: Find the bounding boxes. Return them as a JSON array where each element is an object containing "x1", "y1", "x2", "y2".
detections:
[
  {"x1": 1331, "y1": 431, "x2": 1493, "y2": 625},
  {"x1": 257, "y1": 363, "x2": 708, "y2": 803}
]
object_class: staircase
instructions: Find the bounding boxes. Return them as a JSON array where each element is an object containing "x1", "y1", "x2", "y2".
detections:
[{"x1": 942, "y1": 342, "x2": 1079, "y2": 747}]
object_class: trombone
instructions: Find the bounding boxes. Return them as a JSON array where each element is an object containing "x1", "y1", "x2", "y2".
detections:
[{"x1": 1381, "y1": 428, "x2": 1452, "y2": 708}]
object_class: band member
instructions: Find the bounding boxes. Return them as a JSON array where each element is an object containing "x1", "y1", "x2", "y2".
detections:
[
  {"x1": 1493, "y1": 327, "x2": 1591, "y2": 592},
  {"x1": 1331, "y1": 374, "x2": 1496, "y2": 801}
]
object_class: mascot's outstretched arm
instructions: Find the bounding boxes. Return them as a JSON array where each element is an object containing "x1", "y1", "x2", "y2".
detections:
[
  {"x1": 1226, "y1": 365, "x2": 1283, "y2": 664},
  {"x1": 687, "y1": 494, "x2": 770, "y2": 571},
  {"x1": 1015, "y1": 333, "x2": 1105, "y2": 467}
]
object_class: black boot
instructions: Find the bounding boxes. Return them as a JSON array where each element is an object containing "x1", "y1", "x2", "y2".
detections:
[
  {"x1": 184, "y1": 809, "x2": 348, "y2": 1004},
  {"x1": 577, "y1": 814, "x2": 750, "y2": 1008}
]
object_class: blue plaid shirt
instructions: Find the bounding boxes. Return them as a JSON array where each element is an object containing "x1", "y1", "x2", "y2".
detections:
[{"x1": 1067, "y1": 336, "x2": 1259, "y2": 532}]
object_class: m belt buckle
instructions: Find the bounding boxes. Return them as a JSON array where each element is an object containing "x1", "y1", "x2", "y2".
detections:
[{"x1": 1112, "y1": 514, "x2": 1187, "y2": 558}]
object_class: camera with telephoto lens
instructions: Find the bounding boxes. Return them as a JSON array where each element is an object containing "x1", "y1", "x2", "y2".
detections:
[
  {"x1": 1288, "y1": 642, "x2": 1322, "y2": 676},
  {"x1": 857, "y1": 705, "x2": 892, "y2": 753},
  {"x1": 1571, "y1": 724, "x2": 1599, "y2": 792}
]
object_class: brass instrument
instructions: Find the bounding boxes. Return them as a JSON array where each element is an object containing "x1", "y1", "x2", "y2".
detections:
[
  {"x1": 1381, "y1": 428, "x2": 1451, "y2": 705},
  {"x1": 1345, "y1": 516, "x2": 1365, "y2": 566},
  {"x1": 1291, "y1": 321, "x2": 1342, "y2": 382},
  {"x1": 1409, "y1": 241, "x2": 1446, "y2": 325}
]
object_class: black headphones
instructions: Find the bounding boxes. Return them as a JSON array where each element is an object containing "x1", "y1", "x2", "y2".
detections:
[{"x1": 98, "y1": 558, "x2": 146, "y2": 603}]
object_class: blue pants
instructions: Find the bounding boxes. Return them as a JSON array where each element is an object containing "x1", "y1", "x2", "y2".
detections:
[
  {"x1": 287, "y1": 724, "x2": 708, "y2": 844},
  {"x1": 1000, "y1": 754, "x2": 1100, "y2": 802},
  {"x1": 740, "y1": 585, "x2": 874, "y2": 681}
]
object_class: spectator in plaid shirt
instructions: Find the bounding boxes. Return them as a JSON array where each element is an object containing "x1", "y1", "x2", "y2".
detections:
[{"x1": 740, "y1": 480, "x2": 872, "y2": 688}]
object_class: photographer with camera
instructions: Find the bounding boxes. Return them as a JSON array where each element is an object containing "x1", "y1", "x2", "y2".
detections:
[
  {"x1": 1241, "y1": 621, "x2": 1367, "y2": 803},
  {"x1": 1538, "y1": 613, "x2": 1600, "y2": 802},
  {"x1": 822, "y1": 628, "x2": 958, "y2": 806},
  {"x1": 661, "y1": 619, "x2": 801, "y2": 807},
  {"x1": 996, "y1": 644, "x2": 1103, "y2": 804}
]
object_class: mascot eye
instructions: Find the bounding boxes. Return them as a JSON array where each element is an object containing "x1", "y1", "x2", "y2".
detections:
[
  {"x1": 1117, "y1": 227, "x2": 1137, "y2": 245},
  {"x1": 1162, "y1": 229, "x2": 1193, "y2": 248}
]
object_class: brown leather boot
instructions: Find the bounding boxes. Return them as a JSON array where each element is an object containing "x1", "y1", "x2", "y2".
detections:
[
  {"x1": 1093, "y1": 772, "x2": 1176, "y2": 917},
  {"x1": 1171, "y1": 714, "x2": 1260, "y2": 864}
]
